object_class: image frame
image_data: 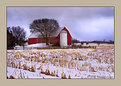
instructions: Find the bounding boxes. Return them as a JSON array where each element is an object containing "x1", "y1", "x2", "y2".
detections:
[
  {"x1": 6, "y1": 6, "x2": 115, "y2": 80},
  {"x1": 0, "y1": 0, "x2": 121, "y2": 86}
]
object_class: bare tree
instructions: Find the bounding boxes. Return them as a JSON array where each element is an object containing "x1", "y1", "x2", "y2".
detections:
[
  {"x1": 7, "y1": 27, "x2": 16, "y2": 49},
  {"x1": 8, "y1": 26, "x2": 26, "y2": 46},
  {"x1": 29, "y1": 18, "x2": 59, "y2": 45}
]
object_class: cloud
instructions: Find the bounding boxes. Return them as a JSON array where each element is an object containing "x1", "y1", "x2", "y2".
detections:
[
  {"x1": 73, "y1": 17, "x2": 114, "y2": 41},
  {"x1": 7, "y1": 7, "x2": 114, "y2": 41}
]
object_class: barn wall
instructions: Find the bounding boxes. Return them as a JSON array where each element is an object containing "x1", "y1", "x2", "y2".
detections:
[
  {"x1": 37, "y1": 38, "x2": 45, "y2": 43},
  {"x1": 64, "y1": 27, "x2": 72, "y2": 45},
  {"x1": 56, "y1": 35, "x2": 60, "y2": 45},
  {"x1": 49, "y1": 37, "x2": 59, "y2": 45},
  {"x1": 28, "y1": 37, "x2": 59, "y2": 45},
  {"x1": 57, "y1": 27, "x2": 72, "y2": 45},
  {"x1": 37, "y1": 37, "x2": 58, "y2": 45},
  {"x1": 67, "y1": 30, "x2": 72, "y2": 45},
  {"x1": 28, "y1": 27, "x2": 72, "y2": 46},
  {"x1": 28, "y1": 38, "x2": 38, "y2": 44}
]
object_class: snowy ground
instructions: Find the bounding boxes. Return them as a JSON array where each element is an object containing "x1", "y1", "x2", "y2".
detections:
[{"x1": 7, "y1": 44, "x2": 114, "y2": 79}]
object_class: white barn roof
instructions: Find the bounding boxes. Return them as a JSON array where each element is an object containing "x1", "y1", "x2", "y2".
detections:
[
  {"x1": 29, "y1": 27, "x2": 64, "y2": 38},
  {"x1": 29, "y1": 32, "x2": 41, "y2": 38}
]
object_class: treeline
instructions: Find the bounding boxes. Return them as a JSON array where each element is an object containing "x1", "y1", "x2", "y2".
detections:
[
  {"x1": 7, "y1": 26, "x2": 26, "y2": 49},
  {"x1": 72, "y1": 38, "x2": 114, "y2": 44}
]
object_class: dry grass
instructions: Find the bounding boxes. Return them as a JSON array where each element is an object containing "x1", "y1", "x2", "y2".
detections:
[
  {"x1": 45, "y1": 69, "x2": 50, "y2": 75},
  {"x1": 89, "y1": 67, "x2": 96, "y2": 72},
  {"x1": 61, "y1": 72, "x2": 67, "y2": 79},
  {"x1": 68, "y1": 74, "x2": 71, "y2": 79},
  {"x1": 50, "y1": 71, "x2": 55, "y2": 76},
  {"x1": 37, "y1": 65, "x2": 42, "y2": 70},
  {"x1": 110, "y1": 58, "x2": 113, "y2": 64},
  {"x1": 97, "y1": 58, "x2": 101, "y2": 63},
  {"x1": 9, "y1": 75, "x2": 15, "y2": 79},
  {"x1": 30, "y1": 65, "x2": 36, "y2": 72},
  {"x1": 18, "y1": 62, "x2": 22, "y2": 69},
  {"x1": 41, "y1": 69, "x2": 50, "y2": 75},
  {"x1": 23, "y1": 64, "x2": 29, "y2": 70},
  {"x1": 11, "y1": 62, "x2": 15, "y2": 68},
  {"x1": 7, "y1": 44, "x2": 114, "y2": 79}
]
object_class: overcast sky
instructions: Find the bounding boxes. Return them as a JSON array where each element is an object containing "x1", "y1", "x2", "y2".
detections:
[{"x1": 7, "y1": 7, "x2": 114, "y2": 41}]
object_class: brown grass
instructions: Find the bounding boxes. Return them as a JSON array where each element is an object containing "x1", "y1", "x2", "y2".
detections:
[
  {"x1": 79, "y1": 57, "x2": 83, "y2": 61},
  {"x1": 61, "y1": 72, "x2": 67, "y2": 79},
  {"x1": 104, "y1": 58, "x2": 109, "y2": 63},
  {"x1": 37, "y1": 65, "x2": 42, "y2": 70},
  {"x1": 56, "y1": 74, "x2": 59, "y2": 77},
  {"x1": 97, "y1": 58, "x2": 101, "y2": 63},
  {"x1": 7, "y1": 46, "x2": 114, "y2": 79},
  {"x1": 89, "y1": 67, "x2": 96, "y2": 72},
  {"x1": 110, "y1": 58, "x2": 113, "y2": 64},
  {"x1": 9, "y1": 75, "x2": 15, "y2": 79},
  {"x1": 98, "y1": 66, "x2": 103, "y2": 71},
  {"x1": 18, "y1": 62, "x2": 22, "y2": 69},
  {"x1": 23, "y1": 64, "x2": 29, "y2": 70},
  {"x1": 50, "y1": 71, "x2": 55, "y2": 76},
  {"x1": 30, "y1": 65, "x2": 36, "y2": 72},
  {"x1": 11, "y1": 61, "x2": 15, "y2": 68},
  {"x1": 68, "y1": 61, "x2": 75, "y2": 68},
  {"x1": 68, "y1": 74, "x2": 71, "y2": 79},
  {"x1": 112, "y1": 67, "x2": 114, "y2": 72},
  {"x1": 41, "y1": 69, "x2": 51, "y2": 75},
  {"x1": 45, "y1": 69, "x2": 50, "y2": 75}
]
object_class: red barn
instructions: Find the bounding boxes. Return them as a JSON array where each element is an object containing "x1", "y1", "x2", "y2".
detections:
[{"x1": 28, "y1": 27, "x2": 72, "y2": 47}]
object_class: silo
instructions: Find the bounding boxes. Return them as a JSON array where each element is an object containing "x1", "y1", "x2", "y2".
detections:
[{"x1": 60, "y1": 30, "x2": 67, "y2": 47}]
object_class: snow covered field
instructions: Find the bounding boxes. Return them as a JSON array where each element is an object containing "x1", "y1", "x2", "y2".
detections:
[{"x1": 7, "y1": 44, "x2": 114, "y2": 79}]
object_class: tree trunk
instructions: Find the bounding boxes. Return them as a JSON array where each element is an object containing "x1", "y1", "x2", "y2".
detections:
[
  {"x1": 38, "y1": 38, "x2": 41, "y2": 43},
  {"x1": 45, "y1": 34, "x2": 49, "y2": 45},
  {"x1": 46, "y1": 37, "x2": 49, "y2": 45}
]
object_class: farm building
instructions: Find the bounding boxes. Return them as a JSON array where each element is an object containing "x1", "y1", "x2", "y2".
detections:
[{"x1": 28, "y1": 27, "x2": 72, "y2": 47}]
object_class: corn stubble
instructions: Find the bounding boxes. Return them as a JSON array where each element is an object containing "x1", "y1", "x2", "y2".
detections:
[{"x1": 7, "y1": 44, "x2": 114, "y2": 79}]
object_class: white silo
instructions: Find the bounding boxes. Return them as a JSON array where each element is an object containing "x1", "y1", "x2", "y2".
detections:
[{"x1": 60, "y1": 30, "x2": 67, "y2": 47}]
